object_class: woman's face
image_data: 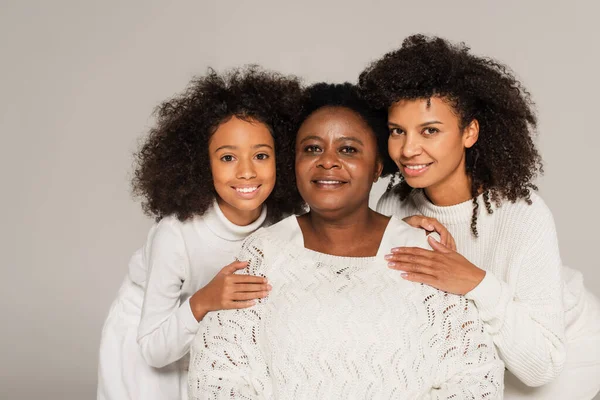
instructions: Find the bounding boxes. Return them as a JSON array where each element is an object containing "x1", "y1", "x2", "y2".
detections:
[
  {"x1": 208, "y1": 116, "x2": 276, "y2": 224},
  {"x1": 295, "y1": 107, "x2": 382, "y2": 216},
  {"x1": 387, "y1": 97, "x2": 478, "y2": 195}
]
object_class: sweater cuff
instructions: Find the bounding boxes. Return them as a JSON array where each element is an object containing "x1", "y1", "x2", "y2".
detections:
[
  {"x1": 179, "y1": 298, "x2": 201, "y2": 333},
  {"x1": 465, "y1": 272, "x2": 509, "y2": 322}
]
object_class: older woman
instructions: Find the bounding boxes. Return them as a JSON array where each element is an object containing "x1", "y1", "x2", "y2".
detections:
[{"x1": 187, "y1": 83, "x2": 504, "y2": 399}]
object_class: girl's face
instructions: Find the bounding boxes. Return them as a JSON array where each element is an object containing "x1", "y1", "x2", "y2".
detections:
[
  {"x1": 387, "y1": 97, "x2": 478, "y2": 198},
  {"x1": 295, "y1": 107, "x2": 382, "y2": 216},
  {"x1": 209, "y1": 116, "x2": 276, "y2": 225}
]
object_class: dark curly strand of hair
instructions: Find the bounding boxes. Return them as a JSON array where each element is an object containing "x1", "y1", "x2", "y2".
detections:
[
  {"x1": 298, "y1": 82, "x2": 392, "y2": 169},
  {"x1": 359, "y1": 34, "x2": 543, "y2": 236},
  {"x1": 132, "y1": 65, "x2": 306, "y2": 223}
]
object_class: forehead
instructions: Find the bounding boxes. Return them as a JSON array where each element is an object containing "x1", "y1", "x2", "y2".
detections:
[
  {"x1": 209, "y1": 116, "x2": 273, "y2": 147},
  {"x1": 388, "y1": 97, "x2": 457, "y2": 121},
  {"x1": 297, "y1": 106, "x2": 375, "y2": 141}
]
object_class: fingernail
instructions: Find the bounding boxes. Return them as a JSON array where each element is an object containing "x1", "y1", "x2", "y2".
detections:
[
  {"x1": 267, "y1": 284, "x2": 273, "y2": 290},
  {"x1": 401, "y1": 273, "x2": 408, "y2": 278},
  {"x1": 387, "y1": 262, "x2": 396, "y2": 268},
  {"x1": 427, "y1": 225, "x2": 434, "y2": 230},
  {"x1": 391, "y1": 247, "x2": 401, "y2": 253},
  {"x1": 384, "y1": 254, "x2": 393, "y2": 260}
]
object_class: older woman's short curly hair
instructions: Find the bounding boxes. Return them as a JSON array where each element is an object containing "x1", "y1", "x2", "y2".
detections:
[
  {"x1": 359, "y1": 34, "x2": 543, "y2": 236},
  {"x1": 132, "y1": 65, "x2": 305, "y2": 223}
]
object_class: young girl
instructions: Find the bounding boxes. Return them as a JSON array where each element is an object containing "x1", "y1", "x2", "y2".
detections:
[
  {"x1": 359, "y1": 35, "x2": 600, "y2": 399},
  {"x1": 97, "y1": 66, "x2": 305, "y2": 400}
]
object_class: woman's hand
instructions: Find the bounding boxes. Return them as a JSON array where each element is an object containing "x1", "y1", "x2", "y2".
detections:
[
  {"x1": 189, "y1": 261, "x2": 271, "y2": 321},
  {"x1": 402, "y1": 215, "x2": 457, "y2": 251},
  {"x1": 385, "y1": 236, "x2": 485, "y2": 295}
]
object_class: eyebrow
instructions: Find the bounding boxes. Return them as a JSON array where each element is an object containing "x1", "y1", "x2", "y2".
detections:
[
  {"x1": 214, "y1": 144, "x2": 273, "y2": 152},
  {"x1": 388, "y1": 120, "x2": 443, "y2": 128},
  {"x1": 298, "y1": 135, "x2": 364, "y2": 146}
]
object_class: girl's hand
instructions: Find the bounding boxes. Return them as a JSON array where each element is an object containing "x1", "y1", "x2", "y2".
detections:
[
  {"x1": 402, "y1": 215, "x2": 457, "y2": 251},
  {"x1": 385, "y1": 236, "x2": 485, "y2": 295},
  {"x1": 189, "y1": 261, "x2": 271, "y2": 321}
]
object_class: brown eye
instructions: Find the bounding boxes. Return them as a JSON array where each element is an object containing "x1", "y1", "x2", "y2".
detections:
[
  {"x1": 423, "y1": 127, "x2": 439, "y2": 135},
  {"x1": 389, "y1": 128, "x2": 404, "y2": 136},
  {"x1": 220, "y1": 155, "x2": 235, "y2": 162}
]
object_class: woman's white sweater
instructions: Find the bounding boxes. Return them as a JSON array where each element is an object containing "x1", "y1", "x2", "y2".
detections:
[{"x1": 188, "y1": 215, "x2": 504, "y2": 399}]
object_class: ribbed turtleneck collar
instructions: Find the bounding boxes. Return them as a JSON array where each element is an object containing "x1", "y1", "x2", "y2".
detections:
[
  {"x1": 203, "y1": 200, "x2": 267, "y2": 241},
  {"x1": 410, "y1": 189, "x2": 486, "y2": 225}
]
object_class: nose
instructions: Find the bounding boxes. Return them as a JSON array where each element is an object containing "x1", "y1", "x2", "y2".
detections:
[
  {"x1": 236, "y1": 158, "x2": 257, "y2": 179},
  {"x1": 401, "y1": 133, "x2": 423, "y2": 158},
  {"x1": 316, "y1": 149, "x2": 341, "y2": 170}
]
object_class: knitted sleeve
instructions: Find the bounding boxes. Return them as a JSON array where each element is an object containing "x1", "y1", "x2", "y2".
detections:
[
  {"x1": 465, "y1": 198, "x2": 566, "y2": 386},
  {"x1": 424, "y1": 292, "x2": 505, "y2": 399},
  {"x1": 188, "y1": 233, "x2": 271, "y2": 400}
]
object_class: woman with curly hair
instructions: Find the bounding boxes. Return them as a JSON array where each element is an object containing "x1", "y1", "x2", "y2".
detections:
[
  {"x1": 359, "y1": 34, "x2": 600, "y2": 399},
  {"x1": 97, "y1": 66, "x2": 305, "y2": 400}
]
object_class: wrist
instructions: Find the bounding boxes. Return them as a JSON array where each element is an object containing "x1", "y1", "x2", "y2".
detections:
[{"x1": 189, "y1": 290, "x2": 210, "y2": 322}]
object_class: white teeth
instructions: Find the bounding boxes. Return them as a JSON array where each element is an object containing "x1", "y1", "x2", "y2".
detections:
[
  {"x1": 316, "y1": 180, "x2": 343, "y2": 184},
  {"x1": 236, "y1": 186, "x2": 258, "y2": 193},
  {"x1": 405, "y1": 164, "x2": 429, "y2": 170}
]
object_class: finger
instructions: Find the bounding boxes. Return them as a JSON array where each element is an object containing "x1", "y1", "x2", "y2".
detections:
[
  {"x1": 389, "y1": 262, "x2": 436, "y2": 276},
  {"x1": 226, "y1": 300, "x2": 257, "y2": 309},
  {"x1": 221, "y1": 261, "x2": 249, "y2": 274},
  {"x1": 428, "y1": 235, "x2": 453, "y2": 254},
  {"x1": 385, "y1": 253, "x2": 437, "y2": 267},
  {"x1": 448, "y1": 235, "x2": 457, "y2": 252},
  {"x1": 228, "y1": 275, "x2": 268, "y2": 284},
  {"x1": 400, "y1": 272, "x2": 439, "y2": 287},
  {"x1": 402, "y1": 215, "x2": 433, "y2": 231},
  {"x1": 389, "y1": 246, "x2": 435, "y2": 257},
  {"x1": 428, "y1": 221, "x2": 449, "y2": 247},
  {"x1": 233, "y1": 283, "x2": 272, "y2": 292},
  {"x1": 231, "y1": 291, "x2": 270, "y2": 301}
]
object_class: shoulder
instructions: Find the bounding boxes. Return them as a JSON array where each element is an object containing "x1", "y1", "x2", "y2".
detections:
[
  {"x1": 381, "y1": 216, "x2": 436, "y2": 250},
  {"x1": 493, "y1": 191, "x2": 557, "y2": 237},
  {"x1": 376, "y1": 187, "x2": 418, "y2": 219}
]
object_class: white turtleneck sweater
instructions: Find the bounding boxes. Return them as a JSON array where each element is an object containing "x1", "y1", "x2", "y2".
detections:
[
  {"x1": 189, "y1": 215, "x2": 504, "y2": 399},
  {"x1": 97, "y1": 202, "x2": 267, "y2": 400},
  {"x1": 377, "y1": 189, "x2": 600, "y2": 400}
]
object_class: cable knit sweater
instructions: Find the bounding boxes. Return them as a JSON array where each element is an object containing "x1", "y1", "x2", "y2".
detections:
[
  {"x1": 188, "y1": 215, "x2": 504, "y2": 400},
  {"x1": 377, "y1": 189, "x2": 600, "y2": 399}
]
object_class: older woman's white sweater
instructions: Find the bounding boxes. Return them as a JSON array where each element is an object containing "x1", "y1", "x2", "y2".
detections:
[{"x1": 188, "y1": 215, "x2": 504, "y2": 400}]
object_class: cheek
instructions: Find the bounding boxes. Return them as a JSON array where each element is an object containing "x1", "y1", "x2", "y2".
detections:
[{"x1": 387, "y1": 137, "x2": 403, "y2": 159}]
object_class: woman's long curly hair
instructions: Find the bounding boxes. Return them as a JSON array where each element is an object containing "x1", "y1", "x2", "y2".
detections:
[
  {"x1": 359, "y1": 34, "x2": 543, "y2": 236},
  {"x1": 132, "y1": 65, "x2": 305, "y2": 223}
]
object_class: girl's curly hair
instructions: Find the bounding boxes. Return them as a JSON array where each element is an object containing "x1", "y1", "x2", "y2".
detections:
[
  {"x1": 358, "y1": 34, "x2": 543, "y2": 236},
  {"x1": 132, "y1": 65, "x2": 305, "y2": 223}
]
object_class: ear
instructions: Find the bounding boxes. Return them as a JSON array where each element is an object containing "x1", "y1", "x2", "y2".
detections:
[
  {"x1": 373, "y1": 156, "x2": 384, "y2": 182},
  {"x1": 463, "y1": 119, "x2": 479, "y2": 149}
]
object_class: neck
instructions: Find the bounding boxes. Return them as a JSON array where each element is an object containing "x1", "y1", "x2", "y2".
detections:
[
  {"x1": 216, "y1": 198, "x2": 262, "y2": 226},
  {"x1": 300, "y1": 205, "x2": 376, "y2": 247}
]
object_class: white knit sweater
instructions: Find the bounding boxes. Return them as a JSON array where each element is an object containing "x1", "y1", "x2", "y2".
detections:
[
  {"x1": 377, "y1": 189, "x2": 600, "y2": 399},
  {"x1": 188, "y1": 215, "x2": 504, "y2": 400}
]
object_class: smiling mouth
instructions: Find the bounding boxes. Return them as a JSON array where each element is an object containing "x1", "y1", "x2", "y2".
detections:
[
  {"x1": 232, "y1": 185, "x2": 261, "y2": 194},
  {"x1": 401, "y1": 162, "x2": 433, "y2": 177},
  {"x1": 311, "y1": 179, "x2": 348, "y2": 188}
]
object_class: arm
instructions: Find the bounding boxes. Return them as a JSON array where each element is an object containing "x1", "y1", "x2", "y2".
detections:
[
  {"x1": 136, "y1": 218, "x2": 200, "y2": 368},
  {"x1": 464, "y1": 213, "x2": 565, "y2": 386},
  {"x1": 188, "y1": 235, "x2": 271, "y2": 399},
  {"x1": 424, "y1": 295, "x2": 505, "y2": 400}
]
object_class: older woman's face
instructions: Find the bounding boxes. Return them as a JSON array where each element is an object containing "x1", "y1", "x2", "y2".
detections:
[{"x1": 295, "y1": 106, "x2": 382, "y2": 216}]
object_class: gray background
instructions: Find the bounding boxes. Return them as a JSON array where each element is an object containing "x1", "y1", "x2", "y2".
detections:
[{"x1": 1, "y1": 1, "x2": 598, "y2": 399}]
